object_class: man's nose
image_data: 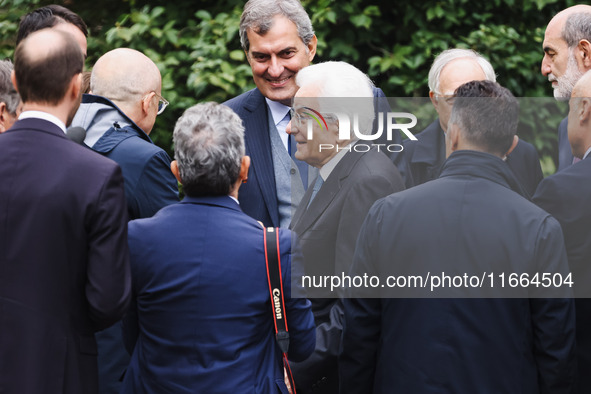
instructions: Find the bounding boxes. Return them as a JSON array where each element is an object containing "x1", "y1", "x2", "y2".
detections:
[
  {"x1": 541, "y1": 55, "x2": 551, "y2": 76},
  {"x1": 268, "y1": 56, "x2": 284, "y2": 78}
]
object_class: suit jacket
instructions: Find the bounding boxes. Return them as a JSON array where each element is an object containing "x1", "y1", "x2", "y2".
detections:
[
  {"x1": 533, "y1": 156, "x2": 591, "y2": 392},
  {"x1": 224, "y1": 87, "x2": 398, "y2": 228},
  {"x1": 73, "y1": 94, "x2": 179, "y2": 220},
  {"x1": 121, "y1": 195, "x2": 316, "y2": 394},
  {"x1": 341, "y1": 151, "x2": 576, "y2": 394},
  {"x1": 397, "y1": 119, "x2": 543, "y2": 196},
  {"x1": 557, "y1": 117, "x2": 575, "y2": 171},
  {"x1": 0, "y1": 118, "x2": 131, "y2": 394},
  {"x1": 289, "y1": 146, "x2": 404, "y2": 393}
]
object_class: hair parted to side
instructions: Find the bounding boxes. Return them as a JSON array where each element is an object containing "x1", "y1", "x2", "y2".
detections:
[
  {"x1": 0, "y1": 60, "x2": 20, "y2": 115},
  {"x1": 428, "y1": 48, "x2": 496, "y2": 94},
  {"x1": 14, "y1": 29, "x2": 84, "y2": 105},
  {"x1": 173, "y1": 102, "x2": 245, "y2": 197},
  {"x1": 17, "y1": 4, "x2": 88, "y2": 45},
  {"x1": 562, "y1": 12, "x2": 591, "y2": 48},
  {"x1": 449, "y1": 80, "x2": 519, "y2": 156},
  {"x1": 239, "y1": 0, "x2": 314, "y2": 51},
  {"x1": 296, "y1": 61, "x2": 376, "y2": 136}
]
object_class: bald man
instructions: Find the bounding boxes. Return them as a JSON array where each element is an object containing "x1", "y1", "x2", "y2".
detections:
[
  {"x1": 542, "y1": 5, "x2": 591, "y2": 170},
  {"x1": 0, "y1": 29, "x2": 130, "y2": 394},
  {"x1": 534, "y1": 70, "x2": 591, "y2": 392},
  {"x1": 397, "y1": 48, "x2": 543, "y2": 195},
  {"x1": 71, "y1": 48, "x2": 178, "y2": 394}
]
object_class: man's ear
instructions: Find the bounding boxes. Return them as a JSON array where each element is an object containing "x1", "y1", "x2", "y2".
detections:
[
  {"x1": 0, "y1": 102, "x2": 8, "y2": 132},
  {"x1": 141, "y1": 92, "x2": 155, "y2": 116},
  {"x1": 447, "y1": 123, "x2": 460, "y2": 154},
  {"x1": 70, "y1": 73, "x2": 82, "y2": 101},
  {"x1": 429, "y1": 91, "x2": 439, "y2": 111},
  {"x1": 578, "y1": 39, "x2": 591, "y2": 70},
  {"x1": 307, "y1": 35, "x2": 318, "y2": 62},
  {"x1": 504, "y1": 135, "x2": 519, "y2": 158},
  {"x1": 579, "y1": 98, "x2": 591, "y2": 125},
  {"x1": 10, "y1": 70, "x2": 18, "y2": 94},
  {"x1": 239, "y1": 155, "x2": 251, "y2": 183},
  {"x1": 170, "y1": 160, "x2": 182, "y2": 184}
]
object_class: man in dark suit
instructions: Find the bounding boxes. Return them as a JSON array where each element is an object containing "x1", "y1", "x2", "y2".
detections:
[
  {"x1": 121, "y1": 102, "x2": 315, "y2": 393},
  {"x1": 397, "y1": 48, "x2": 543, "y2": 195},
  {"x1": 533, "y1": 70, "x2": 591, "y2": 392},
  {"x1": 0, "y1": 29, "x2": 131, "y2": 394},
  {"x1": 71, "y1": 48, "x2": 179, "y2": 394},
  {"x1": 225, "y1": 0, "x2": 400, "y2": 228},
  {"x1": 341, "y1": 81, "x2": 576, "y2": 393},
  {"x1": 287, "y1": 61, "x2": 404, "y2": 393},
  {"x1": 542, "y1": 5, "x2": 591, "y2": 171}
]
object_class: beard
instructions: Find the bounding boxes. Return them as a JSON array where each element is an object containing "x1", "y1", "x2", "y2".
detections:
[{"x1": 552, "y1": 52, "x2": 585, "y2": 101}]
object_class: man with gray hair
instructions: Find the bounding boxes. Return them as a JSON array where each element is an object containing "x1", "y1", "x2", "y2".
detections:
[
  {"x1": 71, "y1": 47, "x2": 178, "y2": 394},
  {"x1": 542, "y1": 5, "x2": 591, "y2": 170},
  {"x1": 121, "y1": 102, "x2": 315, "y2": 393},
  {"x1": 397, "y1": 48, "x2": 543, "y2": 195},
  {"x1": 0, "y1": 60, "x2": 21, "y2": 132},
  {"x1": 287, "y1": 61, "x2": 404, "y2": 393}
]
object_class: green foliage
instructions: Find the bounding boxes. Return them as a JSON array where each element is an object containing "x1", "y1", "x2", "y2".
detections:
[{"x1": 0, "y1": 0, "x2": 577, "y2": 172}]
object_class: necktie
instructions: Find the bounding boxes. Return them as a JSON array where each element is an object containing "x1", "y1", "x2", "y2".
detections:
[{"x1": 307, "y1": 175, "x2": 324, "y2": 208}]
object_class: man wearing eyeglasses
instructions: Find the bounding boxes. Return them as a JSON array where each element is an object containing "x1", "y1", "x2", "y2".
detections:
[
  {"x1": 396, "y1": 48, "x2": 543, "y2": 196},
  {"x1": 70, "y1": 48, "x2": 179, "y2": 394}
]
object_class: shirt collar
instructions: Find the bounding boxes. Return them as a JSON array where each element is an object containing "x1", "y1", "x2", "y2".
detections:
[
  {"x1": 265, "y1": 98, "x2": 290, "y2": 126},
  {"x1": 19, "y1": 111, "x2": 67, "y2": 134},
  {"x1": 319, "y1": 141, "x2": 354, "y2": 180},
  {"x1": 583, "y1": 146, "x2": 591, "y2": 160}
]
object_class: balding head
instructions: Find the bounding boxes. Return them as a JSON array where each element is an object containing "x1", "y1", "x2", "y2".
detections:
[
  {"x1": 13, "y1": 28, "x2": 83, "y2": 106},
  {"x1": 90, "y1": 48, "x2": 163, "y2": 133},
  {"x1": 542, "y1": 5, "x2": 591, "y2": 99},
  {"x1": 567, "y1": 70, "x2": 591, "y2": 158}
]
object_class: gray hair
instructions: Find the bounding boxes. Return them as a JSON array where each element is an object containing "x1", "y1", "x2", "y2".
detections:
[
  {"x1": 0, "y1": 60, "x2": 20, "y2": 115},
  {"x1": 173, "y1": 102, "x2": 245, "y2": 197},
  {"x1": 562, "y1": 12, "x2": 591, "y2": 47},
  {"x1": 428, "y1": 48, "x2": 496, "y2": 94},
  {"x1": 295, "y1": 61, "x2": 376, "y2": 136},
  {"x1": 449, "y1": 80, "x2": 519, "y2": 156},
  {"x1": 239, "y1": 0, "x2": 314, "y2": 51}
]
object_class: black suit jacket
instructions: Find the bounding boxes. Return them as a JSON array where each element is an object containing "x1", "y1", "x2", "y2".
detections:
[
  {"x1": 342, "y1": 151, "x2": 576, "y2": 393},
  {"x1": 533, "y1": 156, "x2": 591, "y2": 392},
  {"x1": 0, "y1": 118, "x2": 131, "y2": 394},
  {"x1": 290, "y1": 146, "x2": 404, "y2": 393},
  {"x1": 397, "y1": 119, "x2": 543, "y2": 196}
]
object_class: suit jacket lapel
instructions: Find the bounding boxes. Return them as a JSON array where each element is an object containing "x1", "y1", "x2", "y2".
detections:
[
  {"x1": 242, "y1": 89, "x2": 280, "y2": 226},
  {"x1": 292, "y1": 149, "x2": 366, "y2": 234}
]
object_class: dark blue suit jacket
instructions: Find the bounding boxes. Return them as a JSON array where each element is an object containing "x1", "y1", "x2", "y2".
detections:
[
  {"x1": 397, "y1": 119, "x2": 544, "y2": 196},
  {"x1": 534, "y1": 156, "x2": 591, "y2": 392},
  {"x1": 122, "y1": 196, "x2": 315, "y2": 394},
  {"x1": 0, "y1": 118, "x2": 131, "y2": 394},
  {"x1": 224, "y1": 87, "x2": 399, "y2": 228},
  {"x1": 341, "y1": 151, "x2": 576, "y2": 393}
]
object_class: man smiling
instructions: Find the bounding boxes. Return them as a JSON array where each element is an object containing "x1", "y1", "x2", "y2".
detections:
[{"x1": 225, "y1": 0, "x2": 317, "y2": 228}]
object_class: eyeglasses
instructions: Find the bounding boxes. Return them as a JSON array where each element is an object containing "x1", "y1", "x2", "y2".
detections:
[
  {"x1": 153, "y1": 91, "x2": 169, "y2": 115},
  {"x1": 434, "y1": 92, "x2": 456, "y2": 105}
]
